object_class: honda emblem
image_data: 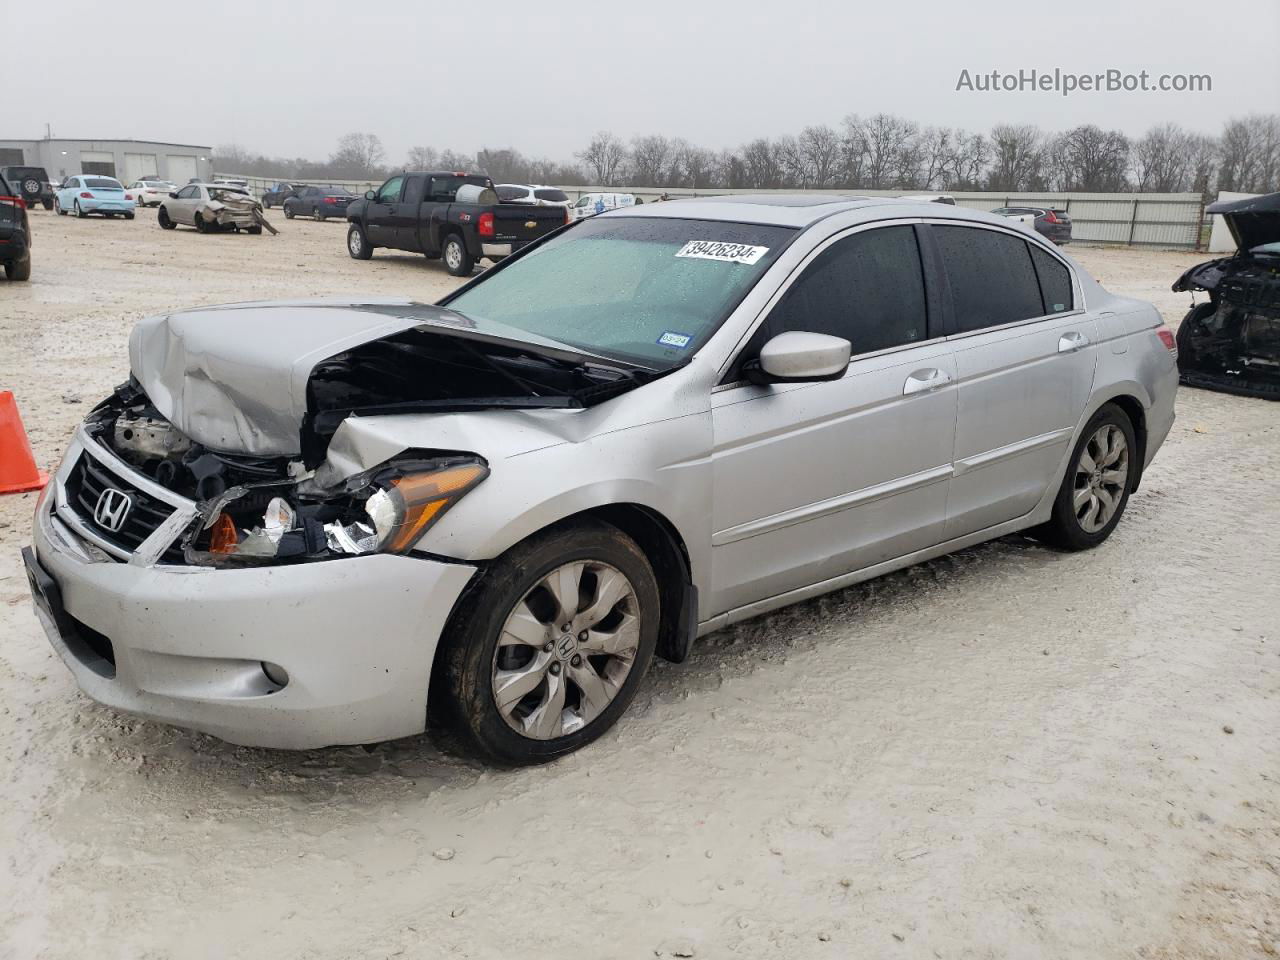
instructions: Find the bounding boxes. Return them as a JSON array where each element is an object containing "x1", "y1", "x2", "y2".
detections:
[{"x1": 93, "y1": 488, "x2": 133, "y2": 533}]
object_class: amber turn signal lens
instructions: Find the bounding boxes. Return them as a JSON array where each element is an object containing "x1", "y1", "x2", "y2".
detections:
[
  {"x1": 375, "y1": 463, "x2": 488, "y2": 554},
  {"x1": 208, "y1": 513, "x2": 238, "y2": 554}
]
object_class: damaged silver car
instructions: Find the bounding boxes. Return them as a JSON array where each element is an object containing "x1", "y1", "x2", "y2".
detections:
[
  {"x1": 157, "y1": 182, "x2": 276, "y2": 235},
  {"x1": 24, "y1": 197, "x2": 1178, "y2": 764}
]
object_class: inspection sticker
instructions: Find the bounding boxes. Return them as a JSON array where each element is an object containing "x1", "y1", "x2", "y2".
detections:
[
  {"x1": 657, "y1": 331, "x2": 693, "y2": 349},
  {"x1": 674, "y1": 240, "x2": 769, "y2": 264}
]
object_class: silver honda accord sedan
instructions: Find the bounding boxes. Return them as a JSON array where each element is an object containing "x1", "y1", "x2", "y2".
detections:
[{"x1": 23, "y1": 196, "x2": 1178, "y2": 764}]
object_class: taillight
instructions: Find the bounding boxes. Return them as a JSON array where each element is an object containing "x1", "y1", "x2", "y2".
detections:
[
  {"x1": 1042, "y1": 210, "x2": 1060, "y2": 223},
  {"x1": 478, "y1": 212, "x2": 495, "y2": 237},
  {"x1": 563, "y1": 207, "x2": 570, "y2": 224},
  {"x1": 1156, "y1": 327, "x2": 1177, "y2": 356},
  {"x1": 324, "y1": 197, "x2": 338, "y2": 204},
  {"x1": 125, "y1": 193, "x2": 133, "y2": 200},
  {"x1": 80, "y1": 192, "x2": 93, "y2": 198},
  {"x1": 0, "y1": 196, "x2": 26, "y2": 210}
]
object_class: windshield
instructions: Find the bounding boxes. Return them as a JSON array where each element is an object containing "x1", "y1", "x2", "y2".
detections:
[{"x1": 444, "y1": 216, "x2": 796, "y2": 369}]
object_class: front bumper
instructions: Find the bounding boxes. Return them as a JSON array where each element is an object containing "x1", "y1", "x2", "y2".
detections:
[{"x1": 26, "y1": 437, "x2": 477, "y2": 749}]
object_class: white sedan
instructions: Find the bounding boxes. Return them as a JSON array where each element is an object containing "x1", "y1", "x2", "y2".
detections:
[{"x1": 127, "y1": 179, "x2": 177, "y2": 207}]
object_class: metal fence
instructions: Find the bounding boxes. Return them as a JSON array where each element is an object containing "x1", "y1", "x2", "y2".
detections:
[{"x1": 216, "y1": 172, "x2": 1205, "y2": 250}]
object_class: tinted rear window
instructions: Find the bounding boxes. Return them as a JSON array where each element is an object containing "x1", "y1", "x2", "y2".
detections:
[
  {"x1": 85, "y1": 177, "x2": 122, "y2": 189},
  {"x1": 1029, "y1": 245, "x2": 1074, "y2": 314},
  {"x1": 534, "y1": 188, "x2": 569, "y2": 202},
  {"x1": 497, "y1": 185, "x2": 529, "y2": 201},
  {"x1": 934, "y1": 225, "x2": 1045, "y2": 332}
]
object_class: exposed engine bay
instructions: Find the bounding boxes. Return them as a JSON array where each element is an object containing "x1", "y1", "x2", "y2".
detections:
[
  {"x1": 1172, "y1": 192, "x2": 1280, "y2": 401},
  {"x1": 86, "y1": 315, "x2": 654, "y2": 566}
]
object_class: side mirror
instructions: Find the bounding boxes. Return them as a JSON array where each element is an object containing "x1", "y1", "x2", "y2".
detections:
[
  {"x1": 744, "y1": 331, "x2": 851, "y2": 385},
  {"x1": 168, "y1": 191, "x2": 178, "y2": 199},
  {"x1": 364, "y1": 190, "x2": 376, "y2": 200}
]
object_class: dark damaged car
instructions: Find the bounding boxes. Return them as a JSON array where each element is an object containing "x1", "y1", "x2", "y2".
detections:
[{"x1": 1173, "y1": 191, "x2": 1280, "y2": 400}]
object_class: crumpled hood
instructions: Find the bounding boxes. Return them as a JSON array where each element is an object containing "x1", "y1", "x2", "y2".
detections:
[
  {"x1": 1207, "y1": 191, "x2": 1280, "y2": 253},
  {"x1": 128, "y1": 297, "x2": 589, "y2": 458}
]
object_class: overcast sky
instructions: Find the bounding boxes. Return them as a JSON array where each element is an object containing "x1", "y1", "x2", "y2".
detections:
[{"x1": 4, "y1": 0, "x2": 1277, "y2": 163}]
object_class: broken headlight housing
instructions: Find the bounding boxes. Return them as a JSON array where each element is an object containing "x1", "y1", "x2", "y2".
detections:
[{"x1": 191, "y1": 457, "x2": 489, "y2": 565}]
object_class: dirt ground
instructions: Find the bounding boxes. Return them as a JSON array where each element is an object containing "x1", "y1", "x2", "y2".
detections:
[{"x1": 1, "y1": 210, "x2": 1277, "y2": 960}]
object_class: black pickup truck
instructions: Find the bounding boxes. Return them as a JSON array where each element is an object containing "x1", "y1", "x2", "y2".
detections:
[{"x1": 345, "y1": 171, "x2": 567, "y2": 276}]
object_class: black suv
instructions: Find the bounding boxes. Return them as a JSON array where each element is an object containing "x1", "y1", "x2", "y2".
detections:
[
  {"x1": 0, "y1": 172, "x2": 32, "y2": 281},
  {"x1": 0, "y1": 165, "x2": 54, "y2": 211}
]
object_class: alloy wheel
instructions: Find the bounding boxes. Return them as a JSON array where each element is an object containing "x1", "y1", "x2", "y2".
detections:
[
  {"x1": 445, "y1": 242, "x2": 462, "y2": 271},
  {"x1": 491, "y1": 561, "x2": 641, "y2": 740},
  {"x1": 1073, "y1": 423, "x2": 1128, "y2": 533}
]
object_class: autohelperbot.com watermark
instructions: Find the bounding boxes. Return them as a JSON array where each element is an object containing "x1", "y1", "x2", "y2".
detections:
[{"x1": 955, "y1": 68, "x2": 1212, "y2": 96}]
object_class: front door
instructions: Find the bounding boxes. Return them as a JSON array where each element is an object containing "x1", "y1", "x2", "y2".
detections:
[
  {"x1": 927, "y1": 224, "x2": 1098, "y2": 538},
  {"x1": 364, "y1": 175, "x2": 404, "y2": 247},
  {"x1": 709, "y1": 223, "x2": 958, "y2": 615}
]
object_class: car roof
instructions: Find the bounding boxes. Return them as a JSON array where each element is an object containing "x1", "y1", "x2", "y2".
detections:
[{"x1": 604, "y1": 194, "x2": 1023, "y2": 230}]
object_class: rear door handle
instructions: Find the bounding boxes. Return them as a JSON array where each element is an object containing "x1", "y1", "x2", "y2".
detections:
[
  {"x1": 903, "y1": 368, "x2": 952, "y2": 395},
  {"x1": 1058, "y1": 331, "x2": 1090, "y2": 353}
]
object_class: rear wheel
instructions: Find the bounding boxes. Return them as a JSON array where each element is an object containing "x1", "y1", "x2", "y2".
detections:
[
  {"x1": 313, "y1": 204, "x2": 325, "y2": 221},
  {"x1": 5, "y1": 253, "x2": 31, "y2": 281},
  {"x1": 442, "y1": 233, "x2": 473, "y2": 276},
  {"x1": 247, "y1": 224, "x2": 262, "y2": 235},
  {"x1": 124, "y1": 211, "x2": 135, "y2": 220},
  {"x1": 194, "y1": 213, "x2": 208, "y2": 233},
  {"x1": 434, "y1": 520, "x2": 659, "y2": 765},
  {"x1": 1032, "y1": 403, "x2": 1137, "y2": 551},
  {"x1": 41, "y1": 198, "x2": 53, "y2": 211},
  {"x1": 158, "y1": 206, "x2": 176, "y2": 229},
  {"x1": 347, "y1": 224, "x2": 372, "y2": 259},
  {"x1": 74, "y1": 201, "x2": 86, "y2": 218}
]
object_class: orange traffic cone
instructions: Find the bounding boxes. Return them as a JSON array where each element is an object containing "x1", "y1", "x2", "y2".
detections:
[{"x1": 0, "y1": 391, "x2": 49, "y2": 495}]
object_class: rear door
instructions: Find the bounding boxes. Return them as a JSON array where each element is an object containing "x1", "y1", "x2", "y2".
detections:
[
  {"x1": 364, "y1": 175, "x2": 404, "y2": 247},
  {"x1": 929, "y1": 223, "x2": 1097, "y2": 538},
  {"x1": 709, "y1": 222, "x2": 957, "y2": 614}
]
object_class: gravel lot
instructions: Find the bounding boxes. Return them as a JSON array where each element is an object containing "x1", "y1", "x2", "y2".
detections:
[{"x1": 1, "y1": 210, "x2": 1277, "y2": 960}]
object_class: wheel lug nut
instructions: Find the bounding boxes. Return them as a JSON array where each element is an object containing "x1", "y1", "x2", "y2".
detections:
[
  {"x1": 571, "y1": 654, "x2": 582, "y2": 667},
  {"x1": 561, "y1": 623, "x2": 571, "y2": 632},
  {"x1": 543, "y1": 641, "x2": 553, "y2": 652},
  {"x1": 549, "y1": 662, "x2": 561, "y2": 675},
  {"x1": 578, "y1": 631, "x2": 588, "y2": 641}
]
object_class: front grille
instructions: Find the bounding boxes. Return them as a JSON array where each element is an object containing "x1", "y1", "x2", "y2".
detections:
[{"x1": 63, "y1": 449, "x2": 185, "y2": 563}]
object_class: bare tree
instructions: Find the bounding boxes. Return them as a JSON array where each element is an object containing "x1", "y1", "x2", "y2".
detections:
[
  {"x1": 630, "y1": 135, "x2": 677, "y2": 186},
  {"x1": 405, "y1": 145, "x2": 440, "y2": 171},
  {"x1": 774, "y1": 134, "x2": 809, "y2": 188},
  {"x1": 838, "y1": 115, "x2": 868, "y2": 187},
  {"x1": 917, "y1": 127, "x2": 954, "y2": 191},
  {"x1": 858, "y1": 114, "x2": 919, "y2": 189},
  {"x1": 577, "y1": 131, "x2": 628, "y2": 186},
  {"x1": 1218, "y1": 114, "x2": 1280, "y2": 194},
  {"x1": 329, "y1": 132, "x2": 386, "y2": 177},
  {"x1": 741, "y1": 138, "x2": 783, "y2": 189},
  {"x1": 1131, "y1": 123, "x2": 1199, "y2": 192},
  {"x1": 674, "y1": 141, "x2": 717, "y2": 190},
  {"x1": 987, "y1": 124, "x2": 1044, "y2": 192},
  {"x1": 1052, "y1": 125, "x2": 1131, "y2": 192},
  {"x1": 798, "y1": 125, "x2": 842, "y2": 187},
  {"x1": 948, "y1": 131, "x2": 989, "y2": 190}
]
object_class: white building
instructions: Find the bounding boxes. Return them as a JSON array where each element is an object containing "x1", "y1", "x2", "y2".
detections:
[{"x1": 0, "y1": 138, "x2": 213, "y2": 184}]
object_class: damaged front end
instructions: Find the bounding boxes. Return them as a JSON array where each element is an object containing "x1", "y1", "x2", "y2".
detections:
[
  {"x1": 1172, "y1": 192, "x2": 1280, "y2": 400},
  {"x1": 83, "y1": 381, "x2": 488, "y2": 566}
]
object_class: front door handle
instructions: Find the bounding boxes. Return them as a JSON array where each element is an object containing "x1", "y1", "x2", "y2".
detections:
[
  {"x1": 1058, "y1": 331, "x2": 1090, "y2": 353},
  {"x1": 903, "y1": 368, "x2": 952, "y2": 395}
]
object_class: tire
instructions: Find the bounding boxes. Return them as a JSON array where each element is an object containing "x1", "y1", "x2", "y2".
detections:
[
  {"x1": 74, "y1": 201, "x2": 86, "y2": 218},
  {"x1": 54, "y1": 198, "x2": 66, "y2": 216},
  {"x1": 124, "y1": 211, "x2": 135, "y2": 220},
  {"x1": 41, "y1": 199, "x2": 53, "y2": 211},
  {"x1": 347, "y1": 224, "x2": 373, "y2": 259},
  {"x1": 262, "y1": 198, "x2": 272, "y2": 209},
  {"x1": 5, "y1": 253, "x2": 31, "y2": 281},
  {"x1": 1032, "y1": 403, "x2": 1137, "y2": 551},
  {"x1": 283, "y1": 204, "x2": 295, "y2": 219},
  {"x1": 247, "y1": 224, "x2": 262, "y2": 235},
  {"x1": 314, "y1": 205, "x2": 325, "y2": 221},
  {"x1": 434, "y1": 520, "x2": 660, "y2": 765},
  {"x1": 194, "y1": 213, "x2": 208, "y2": 233},
  {"x1": 1174, "y1": 302, "x2": 1213, "y2": 374},
  {"x1": 158, "y1": 206, "x2": 176, "y2": 230},
  {"x1": 442, "y1": 233, "x2": 473, "y2": 276}
]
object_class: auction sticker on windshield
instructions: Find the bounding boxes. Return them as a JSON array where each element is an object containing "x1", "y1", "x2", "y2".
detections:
[{"x1": 675, "y1": 240, "x2": 770, "y2": 264}]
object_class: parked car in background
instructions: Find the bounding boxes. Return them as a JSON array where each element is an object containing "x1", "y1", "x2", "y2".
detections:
[
  {"x1": 1, "y1": 165, "x2": 55, "y2": 210},
  {"x1": 262, "y1": 182, "x2": 307, "y2": 208},
  {"x1": 212, "y1": 178, "x2": 253, "y2": 198},
  {"x1": 53, "y1": 176, "x2": 135, "y2": 219},
  {"x1": 570, "y1": 192, "x2": 636, "y2": 220},
  {"x1": 23, "y1": 196, "x2": 1176, "y2": 764},
  {"x1": 496, "y1": 184, "x2": 572, "y2": 208},
  {"x1": 158, "y1": 183, "x2": 268, "y2": 234},
  {"x1": 345, "y1": 171, "x2": 567, "y2": 275},
  {"x1": 1172, "y1": 191, "x2": 1280, "y2": 400},
  {"x1": 283, "y1": 185, "x2": 356, "y2": 220},
  {"x1": 127, "y1": 179, "x2": 176, "y2": 207},
  {"x1": 992, "y1": 206, "x2": 1072, "y2": 244},
  {"x1": 0, "y1": 172, "x2": 32, "y2": 280}
]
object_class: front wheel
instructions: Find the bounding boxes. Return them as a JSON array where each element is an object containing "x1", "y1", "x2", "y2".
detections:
[
  {"x1": 158, "y1": 206, "x2": 176, "y2": 229},
  {"x1": 283, "y1": 204, "x2": 295, "y2": 219},
  {"x1": 1031, "y1": 403, "x2": 1137, "y2": 550},
  {"x1": 347, "y1": 224, "x2": 373, "y2": 259},
  {"x1": 441, "y1": 233, "x2": 473, "y2": 276},
  {"x1": 54, "y1": 197, "x2": 66, "y2": 216},
  {"x1": 434, "y1": 520, "x2": 660, "y2": 765}
]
